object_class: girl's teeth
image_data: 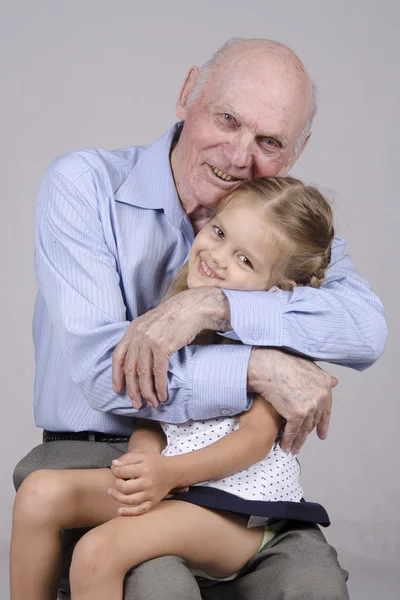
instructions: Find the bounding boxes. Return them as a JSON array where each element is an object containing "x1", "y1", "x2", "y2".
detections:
[{"x1": 201, "y1": 259, "x2": 215, "y2": 278}]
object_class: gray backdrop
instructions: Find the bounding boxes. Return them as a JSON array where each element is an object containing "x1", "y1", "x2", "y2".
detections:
[{"x1": 1, "y1": 0, "x2": 399, "y2": 597}]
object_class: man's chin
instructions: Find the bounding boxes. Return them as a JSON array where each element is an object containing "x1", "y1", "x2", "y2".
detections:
[{"x1": 197, "y1": 186, "x2": 231, "y2": 208}]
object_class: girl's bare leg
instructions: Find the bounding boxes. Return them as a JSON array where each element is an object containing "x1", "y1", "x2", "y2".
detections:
[
  {"x1": 70, "y1": 500, "x2": 264, "y2": 600},
  {"x1": 10, "y1": 468, "x2": 120, "y2": 600}
]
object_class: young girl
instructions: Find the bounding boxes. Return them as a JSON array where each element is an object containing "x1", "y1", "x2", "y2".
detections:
[{"x1": 11, "y1": 176, "x2": 334, "y2": 600}]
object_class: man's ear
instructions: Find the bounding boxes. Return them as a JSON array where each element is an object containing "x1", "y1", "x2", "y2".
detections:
[
  {"x1": 176, "y1": 66, "x2": 200, "y2": 120},
  {"x1": 285, "y1": 132, "x2": 312, "y2": 173}
]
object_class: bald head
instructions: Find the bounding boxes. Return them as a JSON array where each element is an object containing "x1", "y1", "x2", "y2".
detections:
[
  {"x1": 189, "y1": 38, "x2": 316, "y2": 152},
  {"x1": 172, "y1": 38, "x2": 316, "y2": 221}
]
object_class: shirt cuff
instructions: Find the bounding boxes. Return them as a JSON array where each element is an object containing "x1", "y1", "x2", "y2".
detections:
[
  {"x1": 222, "y1": 289, "x2": 287, "y2": 346},
  {"x1": 191, "y1": 344, "x2": 253, "y2": 421}
]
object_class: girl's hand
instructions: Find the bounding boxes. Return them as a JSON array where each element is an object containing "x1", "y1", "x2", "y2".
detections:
[{"x1": 108, "y1": 452, "x2": 179, "y2": 516}]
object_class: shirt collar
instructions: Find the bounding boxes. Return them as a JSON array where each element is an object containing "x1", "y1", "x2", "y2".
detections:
[{"x1": 115, "y1": 122, "x2": 185, "y2": 228}]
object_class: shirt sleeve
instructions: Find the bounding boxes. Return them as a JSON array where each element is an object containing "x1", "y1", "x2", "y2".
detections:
[
  {"x1": 35, "y1": 164, "x2": 251, "y2": 422},
  {"x1": 222, "y1": 236, "x2": 388, "y2": 370}
]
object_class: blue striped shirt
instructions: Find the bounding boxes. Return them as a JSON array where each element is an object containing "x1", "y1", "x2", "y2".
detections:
[{"x1": 33, "y1": 123, "x2": 387, "y2": 434}]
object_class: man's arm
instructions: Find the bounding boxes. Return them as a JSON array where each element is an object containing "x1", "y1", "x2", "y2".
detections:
[
  {"x1": 34, "y1": 159, "x2": 251, "y2": 422},
  {"x1": 114, "y1": 236, "x2": 386, "y2": 401},
  {"x1": 113, "y1": 235, "x2": 386, "y2": 408},
  {"x1": 36, "y1": 157, "x2": 384, "y2": 453},
  {"x1": 222, "y1": 235, "x2": 387, "y2": 369},
  {"x1": 108, "y1": 397, "x2": 282, "y2": 514}
]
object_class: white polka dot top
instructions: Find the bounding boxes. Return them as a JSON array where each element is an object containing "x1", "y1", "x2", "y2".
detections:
[{"x1": 161, "y1": 417, "x2": 303, "y2": 503}]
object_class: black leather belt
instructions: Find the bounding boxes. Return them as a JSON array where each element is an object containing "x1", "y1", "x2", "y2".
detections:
[{"x1": 43, "y1": 430, "x2": 130, "y2": 443}]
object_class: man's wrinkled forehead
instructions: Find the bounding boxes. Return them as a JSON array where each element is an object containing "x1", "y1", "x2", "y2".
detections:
[{"x1": 204, "y1": 50, "x2": 311, "y2": 136}]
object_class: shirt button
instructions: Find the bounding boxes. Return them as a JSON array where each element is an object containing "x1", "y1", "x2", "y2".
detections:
[
  {"x1": 221, "y1": 408, "x2": 231, "y2": 416},
  {"x1": 252, "y1": 328, "x2": 261, "y2": 341},
  {"x1": 309, "y1": 346, "x2": 316, "y2": 352}
]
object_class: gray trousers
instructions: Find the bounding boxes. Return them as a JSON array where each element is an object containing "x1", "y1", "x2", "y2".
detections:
[{"x1": 13, "y1": 440, "x2": 350, "y2": 600}]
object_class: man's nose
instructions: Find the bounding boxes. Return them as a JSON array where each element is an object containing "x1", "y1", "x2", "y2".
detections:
[{"x1": 225, "y1": 133, "x2": 253, "y2": 169}]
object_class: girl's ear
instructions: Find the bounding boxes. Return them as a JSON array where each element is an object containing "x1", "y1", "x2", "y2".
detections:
[
  {"x1": 176, "y1": 67, "x2": 200, "y2": 120},
  {"x1": 275, "y1": 280, "x2": 297, "y2": 291}
]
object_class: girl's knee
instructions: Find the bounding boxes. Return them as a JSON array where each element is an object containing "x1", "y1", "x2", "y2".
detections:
[
  {"x1": 13, "y1": 469, "x2": 68, "y2": 525},
  {"x1": 70, "y1": 527, "x2": 124, "y2": 586}
]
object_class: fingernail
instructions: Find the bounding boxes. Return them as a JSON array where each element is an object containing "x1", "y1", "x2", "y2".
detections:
[
  {"x1": 107, "y1": 489, "x2": 112, "y2": 495},
  {"x1": 132, "y1": 401, "x2": 138, "y2": 409},
  {"x1": 322, "y1": 432, "x2": 328, "y2": 440}
]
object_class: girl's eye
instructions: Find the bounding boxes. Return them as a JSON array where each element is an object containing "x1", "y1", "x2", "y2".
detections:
[
  {"x1": 239, "y1": 255, "x2": 253, "y2": 268},
  {"x1": 213, "y1": 226, "x2": 224, "y2": 239}
]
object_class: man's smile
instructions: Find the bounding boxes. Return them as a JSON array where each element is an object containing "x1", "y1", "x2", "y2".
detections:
[{"x1": 208, "y1": 164, "x2": 241, "y2": 183}]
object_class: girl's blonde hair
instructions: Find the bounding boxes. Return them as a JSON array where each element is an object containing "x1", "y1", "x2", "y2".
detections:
[{"x1": 167, "y1": 176, "x2": 334, "y2": 298}]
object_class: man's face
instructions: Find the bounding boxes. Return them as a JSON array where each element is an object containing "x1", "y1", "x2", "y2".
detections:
[{"x1": 171, "y1": 54, "x2": 311, "y2": 219}]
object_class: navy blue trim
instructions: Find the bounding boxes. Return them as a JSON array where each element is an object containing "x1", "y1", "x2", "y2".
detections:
[{"x1": 169, "y1": 486, "x2": 330, "y2": 527}]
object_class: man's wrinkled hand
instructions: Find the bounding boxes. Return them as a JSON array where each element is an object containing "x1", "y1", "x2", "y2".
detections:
[
  {"x1": 248, "y1": 348, "x2": 338, "y2": 455},
  {"x1": 112, "y1": 287, "x2": 230, "y2": 408},
  {"x1": 108, "y1": 451, "x2": 177, "y2": 516}
]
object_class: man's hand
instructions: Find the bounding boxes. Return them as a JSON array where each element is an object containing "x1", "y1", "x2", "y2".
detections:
[
  {"x1": 112, "y1": 287, "x2": 230, "y2": 408},
  {"x1": 248, "y1": 348, "x2": 338, "y2": 455},
  {"x1": 108, "y1": 451, "x2": 179, "y2": 516}
]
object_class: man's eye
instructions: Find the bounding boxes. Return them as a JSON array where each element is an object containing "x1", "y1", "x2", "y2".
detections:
[
  {"x1": 262, "y1": 138, "x2": 279, "y2": 149},
  {"x1": 213, "y1": 226, "x2": 224, "y2": 239},
  {"x1": 239, "y1": 255, "x2": 252, "y2": 268},
  {"x1": 220, "y1": 113, "x2": 236, "y2": 126}
]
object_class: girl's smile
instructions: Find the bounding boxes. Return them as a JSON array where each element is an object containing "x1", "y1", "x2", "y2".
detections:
[{"x1": 187, "y1": 193, "x2": 286, "y2": 292}]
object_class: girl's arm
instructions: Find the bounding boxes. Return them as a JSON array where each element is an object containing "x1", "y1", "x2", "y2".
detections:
[
  {"x1": 127, "y1": 419, "x2": 166, "y2": 454},
  {"x1": 110, "y1": 396, "x2": 282, "y2": 515},
  {"x1": 168, "y1": 395, "x2": 282, "y2": 489}
]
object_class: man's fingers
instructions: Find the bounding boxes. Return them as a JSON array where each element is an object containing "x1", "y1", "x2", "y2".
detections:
[
  {"x1": 136, "y1": 349, "x2": 159, "y2": 408},
  {"x1": 124, "y1": 346, "x2": 142, "y2": 409},
  {"x1": 112, "y1": 339, "x2": 129, "y2": 393},
  {"x1": 331, "y1": 376, "x2": 339, "y2": 388},
  {"x1": 280, "y1": 416, "x2": 304, "y2": 454},
  {"x1": 290, "y1": 413, "x2": 315, "y2": 456},
  {"x1": 316, "y1": 391, "x2": 332, "y2": 441},
  {"x1": 153, "y1": 349, "x2": 169, "y2": 403}
]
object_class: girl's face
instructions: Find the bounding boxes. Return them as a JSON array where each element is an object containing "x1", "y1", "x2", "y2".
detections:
[{"x1": 187, "y1": 194, "x2": 285, "y2": 291}]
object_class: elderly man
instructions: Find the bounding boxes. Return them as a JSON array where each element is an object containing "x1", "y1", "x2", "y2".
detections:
[{"x1": 13, "y1": 38, "x2": 386, "y2": 599}]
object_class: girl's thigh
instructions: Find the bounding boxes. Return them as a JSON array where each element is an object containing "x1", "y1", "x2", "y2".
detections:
[
  {"x1": 13, "y1": 440, "x2": 128, "y2": 490},
  {"x1": 77, "y1": 500, "x2": 264, "y2": 578},
  {"x1": 19, "y1": 467, "x2": 120, "y2": 528},
  {"x1": 58, "y1": 468, "x2": 121, "y2": 527}
]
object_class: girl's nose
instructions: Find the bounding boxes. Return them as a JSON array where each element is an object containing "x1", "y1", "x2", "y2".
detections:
[{"x1": 209, "y1": 247, "x2": 227, "y2": 269}]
